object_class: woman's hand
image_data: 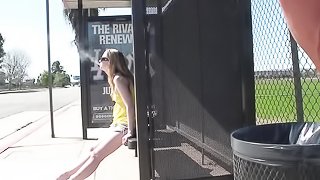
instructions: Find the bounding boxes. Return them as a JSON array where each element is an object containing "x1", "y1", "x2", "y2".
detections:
[{"x1": 122, "y1": 132, "x2": 135, "y2": 145}]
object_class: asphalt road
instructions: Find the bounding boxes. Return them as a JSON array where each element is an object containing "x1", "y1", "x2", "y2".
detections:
[
  {"x1": 0, "y1": 87, "x2": 81, "y2": 119},
  {"x1": 0, "y1": 87, "x2": 81, "y2": 140}
]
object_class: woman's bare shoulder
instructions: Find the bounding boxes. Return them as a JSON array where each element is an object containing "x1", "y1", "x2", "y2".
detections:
[{"x1": 113, "y1": 74, "x2": 129, "y2": 86}]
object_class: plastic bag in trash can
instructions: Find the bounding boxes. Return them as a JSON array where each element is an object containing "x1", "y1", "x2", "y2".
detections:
[{"x1": 289, "y1": 123, "x2": 320, "y2": 145}]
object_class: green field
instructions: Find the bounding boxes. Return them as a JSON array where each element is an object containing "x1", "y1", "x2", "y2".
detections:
[{"x1": 255, "y1": 78, "x2": 320, "y2": 124}]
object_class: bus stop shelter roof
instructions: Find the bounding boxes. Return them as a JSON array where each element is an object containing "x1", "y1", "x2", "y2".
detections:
[{"x1": 63, "y1": 0, "x2": 131, "y2": 9}]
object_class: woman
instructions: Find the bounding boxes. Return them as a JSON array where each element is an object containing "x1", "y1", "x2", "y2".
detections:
[{"x1": 57, "y1": 49, "x2": 135, "y2": 180}]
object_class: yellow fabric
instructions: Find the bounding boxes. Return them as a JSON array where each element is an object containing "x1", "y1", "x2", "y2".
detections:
[{"x1": 110, "y1": 85, "x2": 134, "y2": 126}]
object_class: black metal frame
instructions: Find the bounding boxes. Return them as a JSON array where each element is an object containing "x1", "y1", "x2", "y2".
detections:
[
  {"x1": 239, "y1": 0, "x2": 256, "y2": 127},
  {"x1": 77, "y1": 0, "x2": 90, "y2": 139},
  {"x1": 87, "y1": 15, "x2": 131, "y2": 22},
  {"x1": 132, "y1": 0, "x2": 153, "y2": 179}
]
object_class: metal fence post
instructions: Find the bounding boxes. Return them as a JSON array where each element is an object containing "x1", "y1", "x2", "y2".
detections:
[{"x1": 289, "y1": 34, "x2": 304, "y2": 122}]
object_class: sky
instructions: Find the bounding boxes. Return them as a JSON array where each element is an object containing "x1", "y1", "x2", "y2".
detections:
[
  {"x1": 0, "y1": 0, "x2": 130, "y2": 79},
  {"x1": 1, "y1": 0, "x2": 314, "y2": 78},
  {"x1": 0, "y1": 0, "x2": 80, "y2": 79}
]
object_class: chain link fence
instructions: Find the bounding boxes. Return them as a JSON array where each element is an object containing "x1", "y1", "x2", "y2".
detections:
[
  {"x1": 232, "y1": 1, "x2": 320, "y2": 180},
  {"x1": 252, "y1": 0, "x2": 320, "y2": 124}
]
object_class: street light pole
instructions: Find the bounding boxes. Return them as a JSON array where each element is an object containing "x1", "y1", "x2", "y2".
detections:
[{"x1": 46, "y1": 0, "x2": 55, "y2": 138}]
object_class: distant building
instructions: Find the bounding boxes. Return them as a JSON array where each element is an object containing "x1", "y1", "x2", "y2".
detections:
[
  {"x1": 255, "y1": 70, "x2": 293, "y2": 79},
  {"x1": 24, "y1": 79, "x2": 35, "y2": 86}
]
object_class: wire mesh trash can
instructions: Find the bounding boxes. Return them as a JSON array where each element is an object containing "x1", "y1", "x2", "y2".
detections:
[{"x1": 231, "y1": 123, "x2": 320, "y2": 180}]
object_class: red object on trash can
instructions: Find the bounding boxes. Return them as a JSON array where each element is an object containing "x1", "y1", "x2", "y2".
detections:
[{"x1": 280, "y1": 0, "x2": 320, "y2": 70}]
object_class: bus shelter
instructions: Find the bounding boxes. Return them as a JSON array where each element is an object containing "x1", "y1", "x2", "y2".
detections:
[{"x1": 60, "y1": 0, "x2": 255, "y2": 179}]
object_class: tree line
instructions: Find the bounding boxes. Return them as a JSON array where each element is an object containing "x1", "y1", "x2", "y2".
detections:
[
  {"x1": 0, "y1": 33, "x2": 71, "y2": 90},
  {"x1": 37, "y1": 61, "x2": 71, "y2": 87}
]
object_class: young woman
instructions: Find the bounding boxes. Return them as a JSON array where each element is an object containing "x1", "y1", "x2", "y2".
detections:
[{"x1": 57, "y1": 48, "x2": 135, "y2": 180}]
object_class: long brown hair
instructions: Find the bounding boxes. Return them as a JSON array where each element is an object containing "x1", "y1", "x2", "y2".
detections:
[{"x1": 104, "y1": 49, "x2": 134, "y2": 92}]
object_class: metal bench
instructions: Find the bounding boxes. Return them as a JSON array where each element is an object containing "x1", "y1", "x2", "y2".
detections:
[{"x1": 127, "y1": 137, "x2": 137, "y2": 157}]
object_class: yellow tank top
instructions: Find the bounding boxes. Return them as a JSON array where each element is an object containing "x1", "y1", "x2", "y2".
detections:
[{"x1": 110, "y1": 84, "x2": 134, "y2": 126}]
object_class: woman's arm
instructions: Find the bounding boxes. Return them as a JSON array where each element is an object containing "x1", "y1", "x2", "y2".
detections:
[{"x1": 114, "y1": 75, "x2": 135, "y2": 140}]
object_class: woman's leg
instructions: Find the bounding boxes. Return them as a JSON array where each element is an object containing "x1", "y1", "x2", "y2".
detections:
[
  {"x1": 56, "y1": 150, "x2": 92, "y2": 180},
  {"x1": 68, "y1": 131, "x2": 123, "y2": 180}
]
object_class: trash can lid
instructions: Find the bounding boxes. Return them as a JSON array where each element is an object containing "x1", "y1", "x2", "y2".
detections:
[{"x1": 231, "y1": 123, "x2": 320, "y2": 164}]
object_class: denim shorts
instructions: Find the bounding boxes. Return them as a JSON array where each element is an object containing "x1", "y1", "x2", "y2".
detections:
[{"x1": 109, "y1": 123, "x2": 128, "y2": 134}]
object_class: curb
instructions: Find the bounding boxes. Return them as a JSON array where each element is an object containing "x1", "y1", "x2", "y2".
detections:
[
  {"x1": 0, "y1": 89, "x2": 45, "y2": 94},
  {"x1": 0, "y1": 99, "x2": 81, "y2": 154},
  {"x1": 0, "y1": 114, "x2": 48, "y2": 154}
]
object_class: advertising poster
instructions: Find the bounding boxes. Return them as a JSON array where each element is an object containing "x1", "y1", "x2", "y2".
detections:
[{"x1": 87, "y1": 16, "x2": 133, "y2": 127}]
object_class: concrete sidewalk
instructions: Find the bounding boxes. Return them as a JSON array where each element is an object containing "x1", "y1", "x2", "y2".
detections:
[{"x1": 0, "y1": 100, "x2": 139, "y2": 180}]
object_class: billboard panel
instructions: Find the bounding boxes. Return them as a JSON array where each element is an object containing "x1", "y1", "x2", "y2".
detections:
[{"x1": 87, "y1": 16, "x2": 133, "y2": 127}]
